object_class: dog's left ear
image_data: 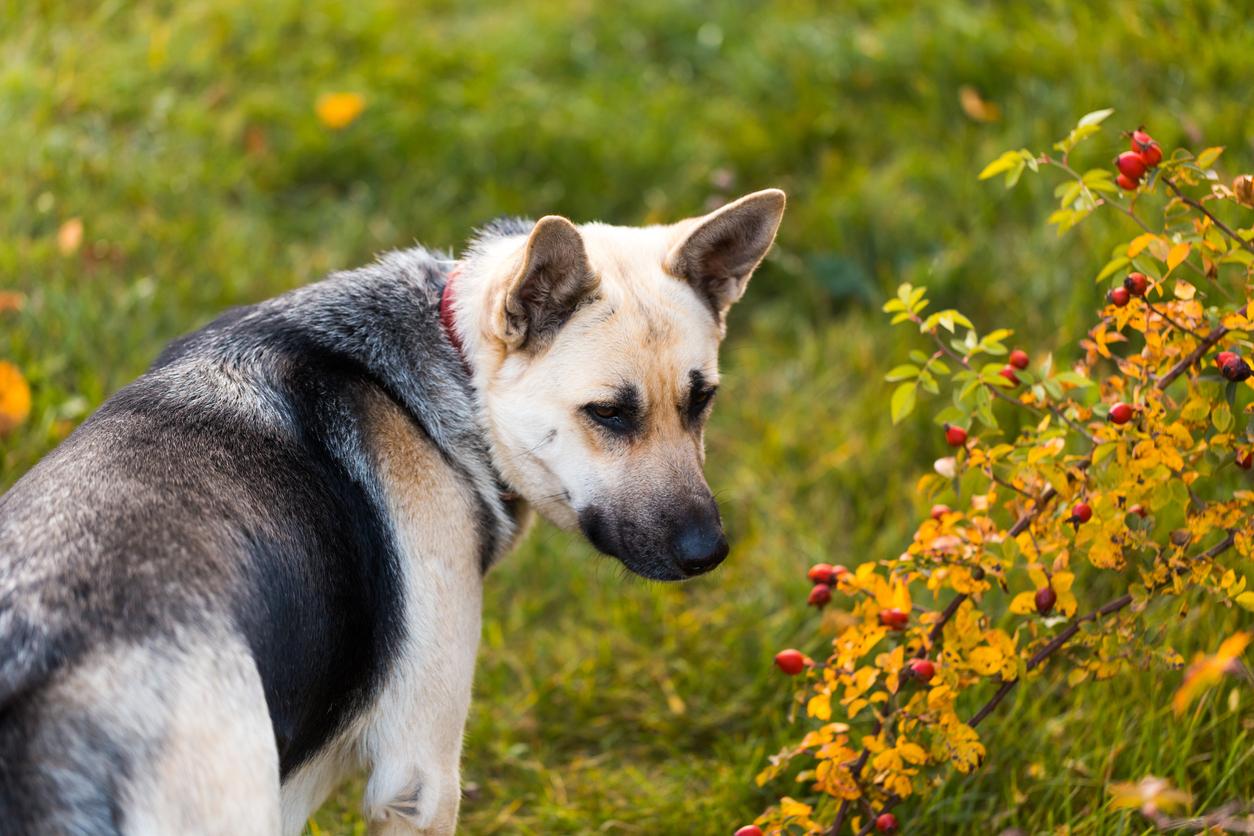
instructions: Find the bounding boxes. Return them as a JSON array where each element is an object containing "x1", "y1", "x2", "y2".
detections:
[
  {"x1": 500, "y1": 215, "x2": 599, "y2": 350},
  {"x1": 665, "y1": 188, "x2": 786, "y2": 320}
]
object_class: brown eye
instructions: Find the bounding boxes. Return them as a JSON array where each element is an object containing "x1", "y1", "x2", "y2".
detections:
[{"x1": 584, "y1": 402, "x2": 634, "y2": 433}]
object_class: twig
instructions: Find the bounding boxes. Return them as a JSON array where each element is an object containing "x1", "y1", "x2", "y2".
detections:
[
  {"x1": 1163, "y1": 177, "x2": 1254, "y2": 257},
  {"x1": 1144, "y1": 299, "x2": 1206, "y2": 341},
  {"x1": 1154, "y1": 304, "x2": 1247, "y2": 390}
]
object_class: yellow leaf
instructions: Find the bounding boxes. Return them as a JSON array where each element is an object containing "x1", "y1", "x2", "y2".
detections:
[
  {"x1": 1235, "y1": 591, "x2": 1254, "y2": 612},
  {"x1": 1126, "y1": 233, "x2": 1160, "y2": 258},
  {"x1": 0, "y1": 361, "x2": 31, "y2": 434},
  {"x1": 1173, "y1": 280, "x2": 1196, "y2": 300},
  {"x1": 807, "y1": 693, "x2": 832, "y2": 721},
  {"x1": 316, "y1": 92, "x2": 366, "y2": 129},
  {"x1": 1009, "y1": 591, "x2": 1037, "y2": 615},
  {"x1": 1166, "y1": 242, "x2": 1191, "y2": 274}
]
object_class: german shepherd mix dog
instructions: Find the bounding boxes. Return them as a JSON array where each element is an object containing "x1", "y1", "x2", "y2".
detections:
[{"x1": 0, "y1": 189, "x2": 785, "y2": 834}]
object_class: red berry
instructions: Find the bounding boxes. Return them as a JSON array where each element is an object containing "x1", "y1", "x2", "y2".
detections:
[
  {"x1": 1008, "y1": 348, "x2": 1030, "y2": 370},
  {"x1": 1107, "y1": 286, "x2": 1130, "y2": 307},
  {"x1": 1034, "y1": 585, "x2": 1057, "y2": 615},
  {"x1": 907, "y1": 658, "x2": 936, "y2": 683},
  {"x1": 878, "y1": 608, "x2": 909, "y2": 630},
  {"x1": 1116, "y1": 172, "x2": 1140, "y2": 191},
  {"x1": 1130, "y1": 128, "x2": 1154, "y2": 152},
  {"x1": 1124, "y1": 272, "x2": 1149, "y2": 297},
  {"x1": 930, "y1": 503, "x2": 951, "y2": 520},
  {"x1": 1109, "y1": 402, "x2": 1134, "y2": 425},
  {"x1": 1139, "y1": 143, "x2": 1163, "y2": 167},
  {"x1": 807, "y1": 563, "x2": 836, "y2": 584},
  {"x1": 944, "y1": 424, "x2": 968, "y2": 447},
  {"x1": 875, "y1": 813, "x2": 899, "y2": 834},
  {"x1": 999, "y1": 366, "x2": 1020, "y2": 386},
  {"x1": 1217, "y1": 351, "x2": 1238, "y2": 369},
  {"x1": 1128, "y1": 503, "x2": 1148, "y2": 518},
  {"x1": 735, "y1": 827, "x2": 764, "y2": 836},
  {"x1": 808, "y1": 583, "x2": 832, "y2": 608},
  {"x1": 774, "y1": 649, "x2": 809, "y2": 676},
  {"x1": 1116, "y1": 151, "x2": 1147, "y2": 180},
  {"x1": 1070, "y1": 502, "x2": 1093, "y2": 524},
  {"x1": 1222, "y1": 357, "x2": 1252, "y2": 382},
  {"x1": 1238, "y1": 452, "x2": 1253, "y2": 470}
]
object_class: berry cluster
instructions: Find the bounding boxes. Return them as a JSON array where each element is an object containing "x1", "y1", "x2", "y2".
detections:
[{"x1": 1115, "y1": 128, "x2": 1163, "y2": 190}]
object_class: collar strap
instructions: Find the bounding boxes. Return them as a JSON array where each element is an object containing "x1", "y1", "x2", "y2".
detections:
[{"x1": 439, "y1": 265, "x2": 467, "y2": 364}]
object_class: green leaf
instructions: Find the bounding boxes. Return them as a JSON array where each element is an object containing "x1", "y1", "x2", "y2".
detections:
[
  {"x1": 885, "y1": 364, "x2": 919, "y2": 382},
  {"x1": 891, "y1": 382, "x2": 917, "y2": 425},
  {"x1": 1213, "y1": 402, "x2": 1233, "y2": 433},
  {"x1": 1054, "y1": 371, "x2": 1094, "y2": 387},
  {"x1": 1077, "y1": 108, "x2": 1115, "y2": 128},
  {"x1": 1095, "y1": 255, "x2": 1130, "y2": 283}
]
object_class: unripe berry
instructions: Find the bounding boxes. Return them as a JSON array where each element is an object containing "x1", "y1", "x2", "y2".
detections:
[
  {"x1": 907, "y1": 658, "x2": 936, "y2": 683},
  {"x1": 1128, "y1": 503, "x2": 1148, "y2": 518},
  {"x1": 930, "y1": 503, "x2": 951, "y2": 520},
  {"x1": 807, "y1": 563, "x2": 836, "y2": 585},
  {"x1": 1107, "y1": 286, "x2": 1130, "y2": 307},
  {"x1": 1116, "y1": 173, "x2": 1139, "y2": 191},
  {"x1": 1008, "y1": 348, "x2": 1030, "y2": 370},
  {"x1": 774, "y1": 649, "x2": 809, "y2": 676},
  {"x1": 998, "y1": 366, "x2": 1020, "y2": 386},
  {"x1": 878, "y1": 608, "x2": 910, "y2": 630},
  {"x1": 1116, "y1": 151, "x2": 1148, "y2": 180},
  {"x1": 734, "y1": 827, "x2": 764, "y2": 836},
  {"x1": 875, "y1": 813, "x2": 899, "y2": 834},
  {"x1": 1222, "y1": 357, "x2": 1252, "y2": 382},
  {"x1": 1124, "y1": 272, "x2": 1149, "y2": 297},
  {"x1": 1070, "y1": 502, "x2": 1093, "y2": 524},
  {"x1": 1034, "y1": 585, "x2": 1057, "y2": 615},
  {"x1": 808, "y1": 583, "x2": 831, "y2": 608},
  {"x1": 1108, "y1": 402, "x2": 1134, "y2": 425},
  {"x1": 944, "y1": 424, "x2": 968, "y2": 447}
]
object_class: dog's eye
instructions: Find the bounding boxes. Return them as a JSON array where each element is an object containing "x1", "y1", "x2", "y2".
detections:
[
  {"x1": 584, "y1": 403, "x2": 632, "y2": 433},
  {"x1": 687, "y1": 387, "x2": 718, "y2": 422}
]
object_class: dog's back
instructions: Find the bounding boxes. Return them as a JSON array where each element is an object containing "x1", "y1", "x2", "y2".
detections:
[{"x1": 0, "y1": 247, "x2": 508, "y2": 832}]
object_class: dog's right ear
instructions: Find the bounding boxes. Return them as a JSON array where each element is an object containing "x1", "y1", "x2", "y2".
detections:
[{"x1": 497, "y1": 216, "x2": 599, "y2": 351}]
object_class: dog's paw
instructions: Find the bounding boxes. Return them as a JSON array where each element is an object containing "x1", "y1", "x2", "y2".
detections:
[{"x1": 366, "y1": 769, "x2": 459, "y2": 835}]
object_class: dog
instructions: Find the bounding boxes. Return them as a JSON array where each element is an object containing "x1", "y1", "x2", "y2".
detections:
[{"x1": 0, "y1": 188, "x2": 785, "y2": 834}]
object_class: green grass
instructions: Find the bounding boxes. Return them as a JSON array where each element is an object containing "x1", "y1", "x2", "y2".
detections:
[{"x1": 4, "y1": 1, "x2": 1253, "y2": 833}]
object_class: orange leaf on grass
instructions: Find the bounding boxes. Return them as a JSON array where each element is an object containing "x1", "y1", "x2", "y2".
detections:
[
  {"x1": 0, "y1": 361, "x2": 31, "y2": 434},
  {"x1": 315, "y1": 92, "x2": 366, "y2": 129}
]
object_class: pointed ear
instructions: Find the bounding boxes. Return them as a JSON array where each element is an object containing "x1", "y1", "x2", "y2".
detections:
[
  {"x1": 500, "y1": 216, "x2": 599, "y2": 350},
  {"x1": 665, "y1": 188, "x2": 786, "y2": 319}
]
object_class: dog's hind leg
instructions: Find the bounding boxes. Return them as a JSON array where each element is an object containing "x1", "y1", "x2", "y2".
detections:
[{"x1": 122, "y1": 630, "x2": 281, "y2": 835}]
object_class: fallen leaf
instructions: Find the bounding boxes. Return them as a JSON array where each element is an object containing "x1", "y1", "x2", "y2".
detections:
[
  {"x1": 316, "y1": 92, "x2": 366, "y2": 130},
  {"x1": 57, "y1": 218, "x2": 83, "y2": 255},
  {"x1": 0, "y1": 361, "x2": 31, "y2": 434}
]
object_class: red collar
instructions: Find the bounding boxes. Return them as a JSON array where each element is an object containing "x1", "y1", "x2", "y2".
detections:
[{"x1": 439, "y1": 265, "x2": 467, "y2": 362}]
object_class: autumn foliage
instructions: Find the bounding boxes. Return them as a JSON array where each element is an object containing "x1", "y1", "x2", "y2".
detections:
[{"x1": 750, "y1": 112, "x2": 1254, "y2": 834}]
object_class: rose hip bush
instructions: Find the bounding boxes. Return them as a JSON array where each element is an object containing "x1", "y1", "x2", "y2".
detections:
[{"x1": 748, "y1": 111, "x2": 1254, "y2": 835}]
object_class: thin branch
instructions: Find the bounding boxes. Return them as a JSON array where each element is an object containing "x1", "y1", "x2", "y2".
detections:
[
  {"x1": 1144, "y1": 299, "x2": 1206, "y2": 341},
  {"x1": 1163, "y1": 177, "x2": 1254, "y2": 257},
  {"x1": 1155, "y1": 304, "x2": 1247, "y2": 390}
]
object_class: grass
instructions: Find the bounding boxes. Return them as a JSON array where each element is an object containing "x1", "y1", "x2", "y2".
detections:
[{"x1": 3, "y1": 1, "x2": 1253, "y2": 833}]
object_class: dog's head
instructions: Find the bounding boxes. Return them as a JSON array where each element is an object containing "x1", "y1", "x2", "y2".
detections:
[{"x1": 460, "y1": 190, "x2": 785, "y2": 580}]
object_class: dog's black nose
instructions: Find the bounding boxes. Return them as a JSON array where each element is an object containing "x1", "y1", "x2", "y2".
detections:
[{"x1": 673, "y1": 522, "x2": 729, "y2": 576}]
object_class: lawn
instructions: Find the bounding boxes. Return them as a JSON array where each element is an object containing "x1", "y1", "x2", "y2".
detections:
[{"x1": 3, "y1": 1, "x2": 1253, "y2": 833}]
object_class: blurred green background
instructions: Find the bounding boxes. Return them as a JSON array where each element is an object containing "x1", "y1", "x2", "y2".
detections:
[{"x1": 3, "y1": 1, "x2": 1253, "y2": 833}]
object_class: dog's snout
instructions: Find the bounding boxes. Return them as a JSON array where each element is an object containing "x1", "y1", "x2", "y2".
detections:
[{"x1": 672, "y1": 517, "x2": 728, "y2": 576}]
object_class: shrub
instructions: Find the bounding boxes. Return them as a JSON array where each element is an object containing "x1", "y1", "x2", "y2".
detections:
[{"x1": 749, "y1": 111, "x2": 1253, "y2": 834}]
